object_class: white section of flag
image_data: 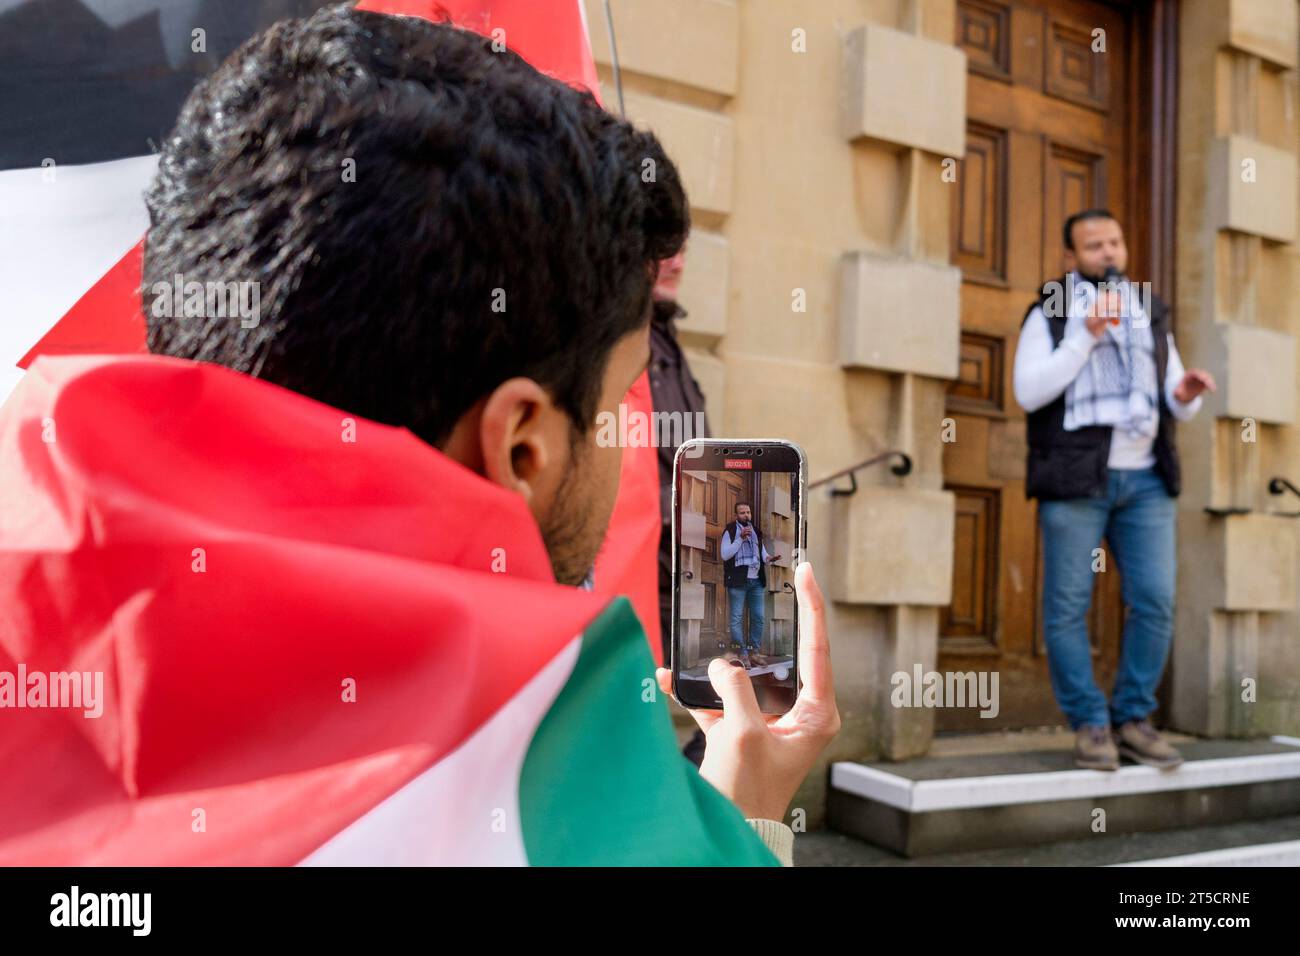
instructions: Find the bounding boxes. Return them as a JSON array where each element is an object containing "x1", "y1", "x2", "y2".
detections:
[
  {"x1": 0, "y1": 155, "x2": 156, "y2": 404},
  {"x1": 299, "y1": 636, "x2": 582, "y2": 866}
]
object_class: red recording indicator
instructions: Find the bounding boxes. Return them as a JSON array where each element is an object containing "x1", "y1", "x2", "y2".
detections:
[{"x1": 724, "y1": 458, "x2": 753, "y2": 470}]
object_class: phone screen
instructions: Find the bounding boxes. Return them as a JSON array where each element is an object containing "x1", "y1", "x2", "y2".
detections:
[{"x1": 672, "y1": 440, "x2": 804, "y2": 715}]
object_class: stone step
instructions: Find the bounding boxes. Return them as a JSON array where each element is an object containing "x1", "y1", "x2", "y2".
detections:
[
  {"x1": 826, "y1": 735, "x2": 1300, "y2": 858},
  {"x1": 796, "y1": 811, "x2": 1300, "y2": 867},
  {"x1": 1114, "y1": 836, "x2": 1300, "y2": 866}
]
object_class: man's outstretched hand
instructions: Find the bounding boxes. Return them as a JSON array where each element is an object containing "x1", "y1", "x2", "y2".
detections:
[
  {"x1": 1173, "y1": 368, "x2": 1216, "y2": 404},
  {"x1": 656, "y1": 562, "x2": 840, "y2": 822}
]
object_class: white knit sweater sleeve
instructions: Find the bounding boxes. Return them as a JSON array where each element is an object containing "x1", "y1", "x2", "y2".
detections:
[{"x1": 1012, "y1": 305, "x2": 1100, "y2": 413}]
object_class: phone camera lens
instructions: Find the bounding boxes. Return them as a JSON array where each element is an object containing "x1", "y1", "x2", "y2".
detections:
[{"x1": 756, "y1": 448, "x2": 764, "y2": 456}]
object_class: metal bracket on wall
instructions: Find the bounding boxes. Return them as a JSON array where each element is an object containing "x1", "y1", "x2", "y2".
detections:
[{"x1": 809, "y1": 451, "x2": 913, "y2": 497}]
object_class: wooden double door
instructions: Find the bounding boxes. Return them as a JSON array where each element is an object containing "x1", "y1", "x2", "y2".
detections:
[{"x1": 939, "y1": 0, "x2": 1173, "y2": 730}]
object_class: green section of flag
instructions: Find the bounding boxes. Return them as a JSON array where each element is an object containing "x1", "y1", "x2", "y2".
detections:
[{"x1": 519, "y1": 598, "x2": 779, "y2": 867}]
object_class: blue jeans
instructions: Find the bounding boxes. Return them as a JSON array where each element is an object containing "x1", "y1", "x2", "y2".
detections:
[
  {"x1": 727, "y1": 579, "x2": 766, "y2": 652},
  {"x1": 1038, "y1": 467, "x2": 1176, "y2": 730}
]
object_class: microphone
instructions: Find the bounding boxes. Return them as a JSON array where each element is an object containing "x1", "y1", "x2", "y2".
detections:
[{"x1": 1101, "y1": 264, "x2": 1122, "y2": 326}]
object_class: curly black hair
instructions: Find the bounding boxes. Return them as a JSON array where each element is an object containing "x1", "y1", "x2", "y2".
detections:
[{"x1": 143, "y1": 3, "x2": 688, "y2": 446}]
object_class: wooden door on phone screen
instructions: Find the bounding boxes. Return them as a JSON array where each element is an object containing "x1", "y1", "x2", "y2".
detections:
[
  {"x1": 701, "y1": 471, "x2": 751, "y2": 649},
  {"x1": 940, "y1": 0, "x2": 1152, "y2": 730}
]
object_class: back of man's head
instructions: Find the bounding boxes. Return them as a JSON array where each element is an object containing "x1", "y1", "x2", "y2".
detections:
[{"x1": 143, "y1": 3, "x2": 688, "y2": 448}]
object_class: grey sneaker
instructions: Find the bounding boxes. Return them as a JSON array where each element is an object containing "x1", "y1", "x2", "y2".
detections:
[
  {"x1": 1115, "y1": 720, "x2": 1184, "y2": 769},
  {"x1": 1074, "y1": 724, "x2": 1119, "y2": 771}
]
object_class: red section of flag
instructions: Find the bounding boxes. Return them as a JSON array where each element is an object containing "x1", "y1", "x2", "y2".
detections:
[
  {"x1": 0, "y1": 355, "x2": 607, "y2": 864},
  {"x1": 17, "y1": 240, "x2": 147, "y2": 369}
]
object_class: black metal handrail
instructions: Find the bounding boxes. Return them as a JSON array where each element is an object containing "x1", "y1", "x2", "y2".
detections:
[
  {"x1": 809, "y1": 450, "x2": 913, "y2": 497},
  {"x1": 1269, "y1": 477, "x2": 1300, "y2": 499},
  {"x1": 1267, "y1": 476, "x2": 1300, "y2": 518}
]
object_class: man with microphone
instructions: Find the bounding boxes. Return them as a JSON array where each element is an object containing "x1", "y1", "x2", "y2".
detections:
[
  {"x1": 1014, "y1": 209, "x2": 1216, "y2": 772},
  {"x1": 719, "y1": 502, "x2": 781, "y2": 667}
]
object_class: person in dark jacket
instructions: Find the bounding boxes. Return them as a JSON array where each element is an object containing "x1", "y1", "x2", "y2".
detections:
[
  {"x1": 648, "y1": 249, "x2": 712, "y2": 767},
  {"x1": 1013, "y1": 209, "x2": 1215, "y2": 772}
]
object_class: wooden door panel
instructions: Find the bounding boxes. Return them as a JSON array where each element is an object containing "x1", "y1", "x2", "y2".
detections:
[
  {"x1": 958, "y1": 0, "x2": 1011, "y2": 81},
  {"x1": 942, "y1": 487, "x2": 999, "y2": 650},
  {"x1": 1041, "y1": 1, "x2": 1126, "y2": 111},
  {"x1": 1046, "y1": 142, "x2": 1103, "y2": 215},
  {"x1": 1045, "y1": 18, "x2": 1108, "y2": 109},
  {"x1": 952, "y1": 122, "x2": 1009, "y2": 284},
  {"x1": 949, "y1": 331, "x2": 1005, "y2": 415},
  {"x1": 1042, "y1": 140, "x2": 1105, "y2": 280}
]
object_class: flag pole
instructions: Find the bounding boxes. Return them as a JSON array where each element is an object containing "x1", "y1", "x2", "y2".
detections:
[{"x1": 602, "y1": 0, "x2": 626, "y2": 118}]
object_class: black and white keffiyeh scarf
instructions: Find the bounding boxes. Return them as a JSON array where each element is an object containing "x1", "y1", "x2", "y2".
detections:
[{"x1": 1062, "y1": 275, "x2": 1159, "y2": 438}]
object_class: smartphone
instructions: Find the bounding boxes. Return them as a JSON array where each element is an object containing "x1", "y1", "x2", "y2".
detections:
[{"x1": 670, "y1": 439, "x2": 807, "y2": 715}]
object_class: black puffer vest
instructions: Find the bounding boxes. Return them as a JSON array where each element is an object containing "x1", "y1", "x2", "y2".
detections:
[{"x1": 1022, "y1": 276, "x2": 1181, "y2": 501}]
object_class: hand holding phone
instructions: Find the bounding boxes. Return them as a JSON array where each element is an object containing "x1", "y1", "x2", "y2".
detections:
[{"x1": 655, "y1": 562, "x2": 840, "y2": 821}]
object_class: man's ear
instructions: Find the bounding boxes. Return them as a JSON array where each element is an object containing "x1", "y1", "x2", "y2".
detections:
[{"x1": 476, "y1": 377, "x2": 563, "y2": 504}]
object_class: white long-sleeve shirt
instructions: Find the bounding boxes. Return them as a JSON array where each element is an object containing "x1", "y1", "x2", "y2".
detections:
[{"x1": 1013, "y1": 306, "x2": 1202, "y2": 469}]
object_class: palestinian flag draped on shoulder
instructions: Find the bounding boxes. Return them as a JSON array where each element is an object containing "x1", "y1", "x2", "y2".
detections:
[{"x1": 0, "y1": 355, "x2": 776, "y2": 866}]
